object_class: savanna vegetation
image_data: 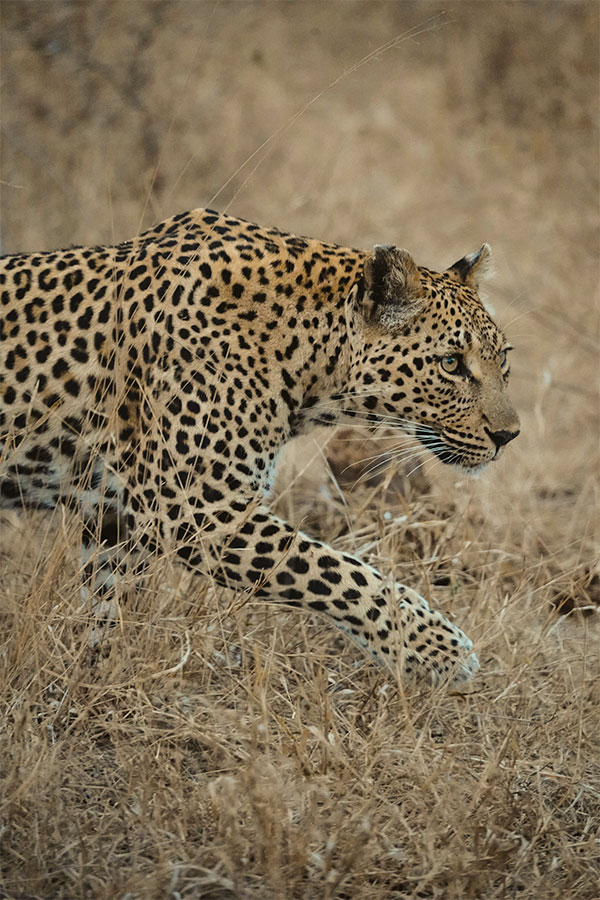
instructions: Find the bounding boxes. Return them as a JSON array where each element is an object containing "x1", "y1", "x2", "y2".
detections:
[{"x1": 1, "y1": 3, "x2": 598, "y2": 898}]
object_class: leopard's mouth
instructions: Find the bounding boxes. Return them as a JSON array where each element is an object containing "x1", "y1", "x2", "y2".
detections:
[{"x1": 415, "y1": 425, "x2": 492, "y2": 471}]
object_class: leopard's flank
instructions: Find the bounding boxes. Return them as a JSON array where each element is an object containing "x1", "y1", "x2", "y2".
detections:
[{"x1": 0, "y1": 209, "x2": 519, "y2": 684}]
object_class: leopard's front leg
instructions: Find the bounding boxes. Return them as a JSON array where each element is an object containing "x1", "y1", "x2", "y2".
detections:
[{"x1": 176, "y1": 503, "x2": 479, "y2": 685}]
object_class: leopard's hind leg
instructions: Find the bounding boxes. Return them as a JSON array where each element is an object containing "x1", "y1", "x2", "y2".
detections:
[{"x1": 80, "y1": 506, "x2": 131, "y2": 648}]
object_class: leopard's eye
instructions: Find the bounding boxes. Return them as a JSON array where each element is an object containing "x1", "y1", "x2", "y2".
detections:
[
  {"x1": 499, "y1": 347, "x2": 512, "y2": 367},
  {"x1": 440, "y1": 354, "x2": 460, "y2": 374}
]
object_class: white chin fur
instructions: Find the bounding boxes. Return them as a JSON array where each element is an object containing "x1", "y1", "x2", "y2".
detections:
[{"x1": 451, "y1": 460, "x2": 489, "y2": 477}]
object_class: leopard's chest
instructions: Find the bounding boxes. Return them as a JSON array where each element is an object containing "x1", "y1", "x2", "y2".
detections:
[{"x1": 261, "y1": 447, "x2": 284, "y2": 498}]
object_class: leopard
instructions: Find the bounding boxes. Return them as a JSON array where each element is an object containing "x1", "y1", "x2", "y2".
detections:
[{"x1": 0, "y1": 208, "x2": 520, "y2": 685}]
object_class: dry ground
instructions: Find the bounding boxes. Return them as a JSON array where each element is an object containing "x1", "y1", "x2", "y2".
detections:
[{"x1": 1, "y1": 2, "x2": 599, "y2": 898}]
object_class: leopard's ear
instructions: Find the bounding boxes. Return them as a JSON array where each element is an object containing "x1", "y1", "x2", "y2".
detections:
[
  {"x1": 359, "y1": 244, "x2": 426, "y2": 325},
  {"x1": 448, "y1": 243, "x2": 493, "y2": 288}
]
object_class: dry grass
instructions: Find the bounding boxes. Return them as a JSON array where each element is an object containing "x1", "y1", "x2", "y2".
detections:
[{"x1": 1, "y1": 2, "x2": 599, "y2": 898}]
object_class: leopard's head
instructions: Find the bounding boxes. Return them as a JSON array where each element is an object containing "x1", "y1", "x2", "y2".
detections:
[{"x1": 344, "y1": 243, "x2": 520, "y2": 471}]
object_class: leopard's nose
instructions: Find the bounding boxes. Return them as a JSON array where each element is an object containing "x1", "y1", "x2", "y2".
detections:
[{"x1": 485, "y1": 427, "x2": 520, "y2": 448}]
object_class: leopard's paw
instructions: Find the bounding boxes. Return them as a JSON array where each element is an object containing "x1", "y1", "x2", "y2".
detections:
[{"x1": 399, "y1": 601, "x2": 479, "y2": 686}]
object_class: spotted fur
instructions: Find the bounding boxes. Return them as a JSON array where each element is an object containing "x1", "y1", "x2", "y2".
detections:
[{"x1": 0, "y1": 209, "x2": 519, "y2": 683}]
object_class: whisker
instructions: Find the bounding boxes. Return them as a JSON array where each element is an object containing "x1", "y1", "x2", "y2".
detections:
[
  {"x1": 501, "y1": 307, "x2": 537, "y2": 332},
  {"x1": 316, "y1": 405, "x2": 423, "y2": 430}
]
